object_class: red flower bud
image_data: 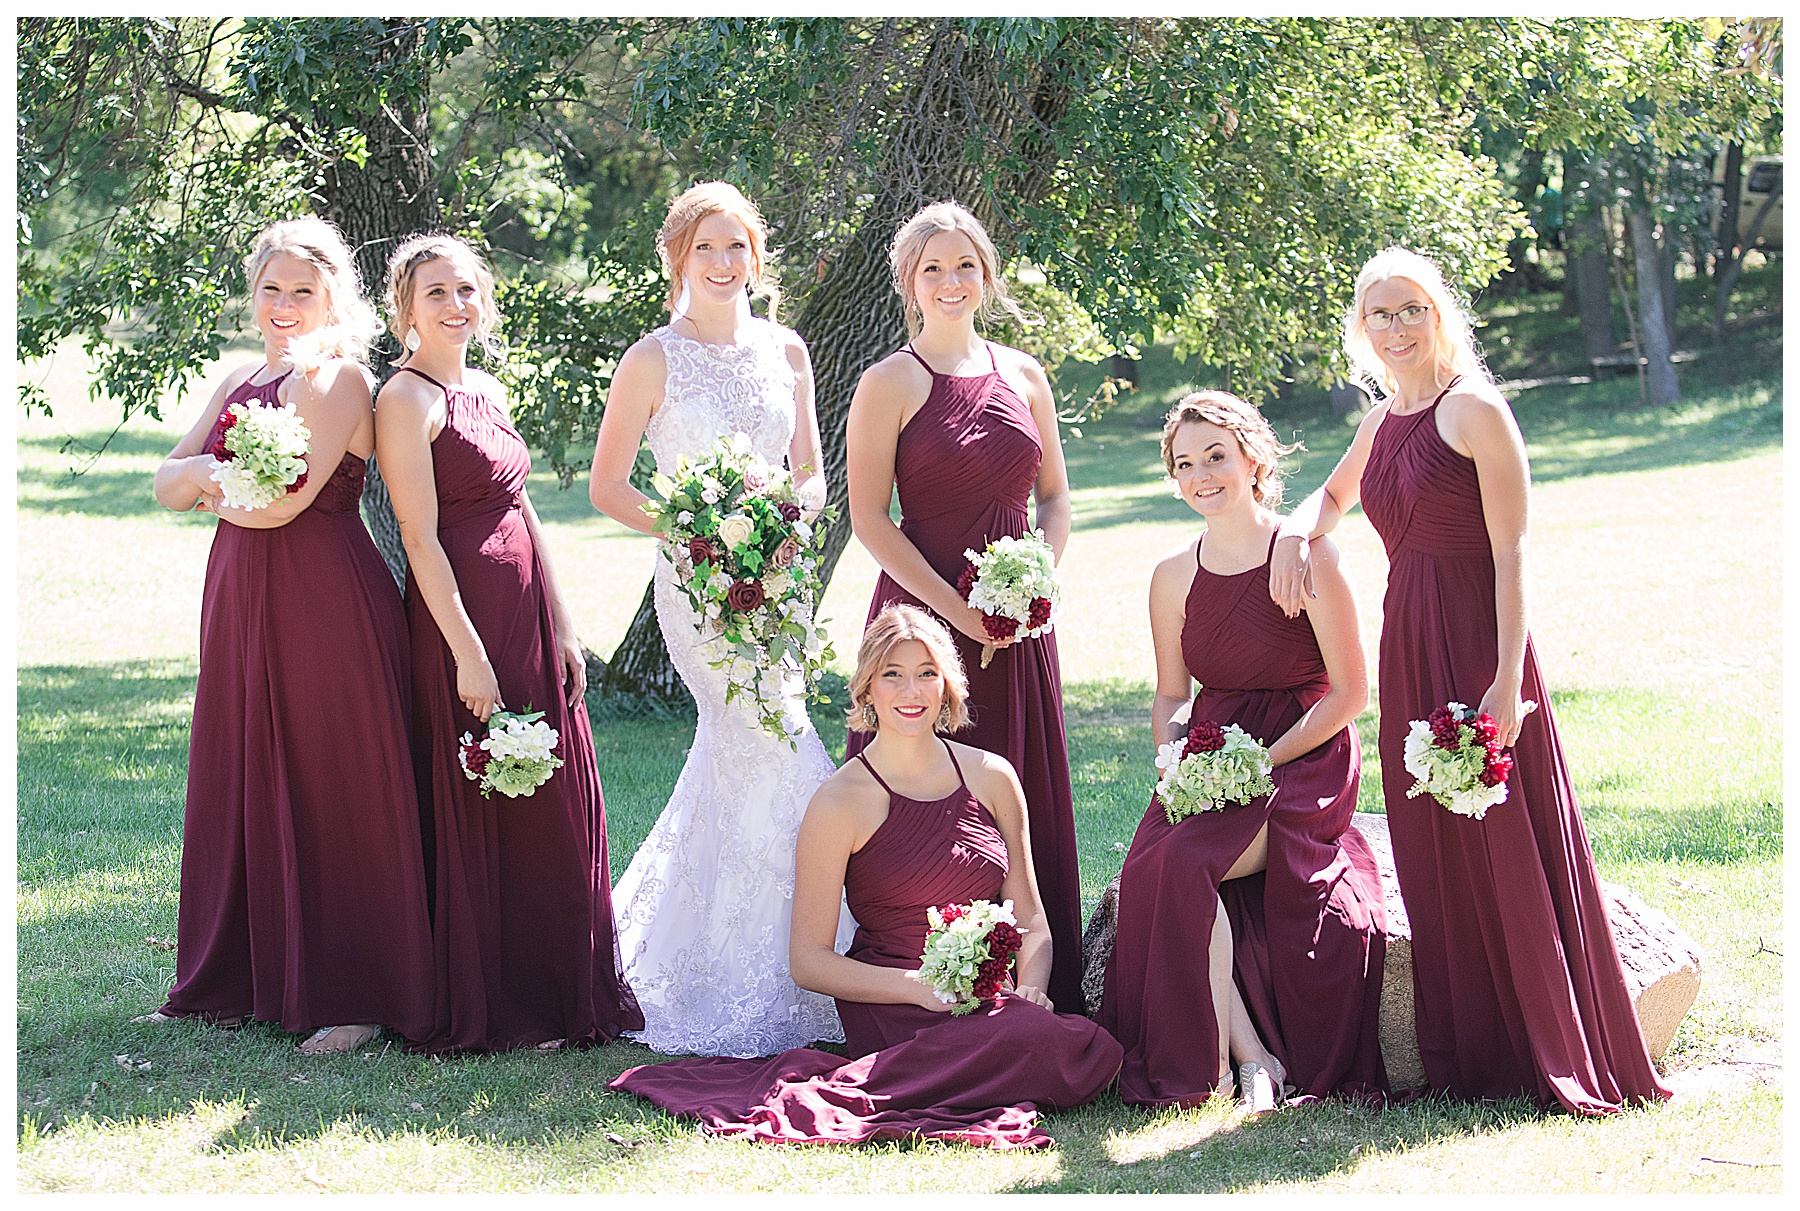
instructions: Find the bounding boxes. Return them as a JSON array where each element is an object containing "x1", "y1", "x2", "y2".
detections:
[{"x1": 777, "y1": 500, "x2": 803, "y2": 523}]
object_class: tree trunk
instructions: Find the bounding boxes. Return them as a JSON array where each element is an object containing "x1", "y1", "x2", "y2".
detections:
[
  {"x1": 600, "y1": 24, "x2": 1073, "y2": 699},
  {"x1": 1626, "y1": 205, "x2": 1680, "y2": 406},
  {"x1": 313, "y1": 19, "x2": 443, "y2": 588},
  {"x1": 1712, "y1": 142, "x2": 1746, "y2": 345},
  {"x1": 1658, "y1": 219, "x2": 1679, "y2": 343},
  {"x1": 1563, "y1": 153, "x2": 1615, "y2": 365}
]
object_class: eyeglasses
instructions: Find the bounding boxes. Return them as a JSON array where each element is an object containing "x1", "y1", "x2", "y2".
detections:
[{"x1": 1364, "y1": 303, "x2": 1432, "y2": 331}]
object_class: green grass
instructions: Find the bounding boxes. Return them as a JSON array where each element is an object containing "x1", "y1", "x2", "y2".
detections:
[{"x1": 14, "y1": 270, "x2": 1784, "y2": 1191}]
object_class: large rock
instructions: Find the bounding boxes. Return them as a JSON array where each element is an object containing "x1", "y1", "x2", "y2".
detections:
[{"x1": 1081, "y1": 813, "x2": 1702, "y2": 1091}]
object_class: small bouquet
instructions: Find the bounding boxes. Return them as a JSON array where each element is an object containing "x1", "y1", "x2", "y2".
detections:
[
  {"x1": 913, "y1": 899, "x2": 1025, "y2": 1015},
  {"x1": 642, "y1": 432, "x2": 836, "y2": 744},
  {"x1": 1154, "y1": 719, "x2": 1276, "y2": 825},
  {"x1": 956, "y1": 530, "x2": 1060, "y2": 668},
  {"x1": 458, "y1": 708, "x2": 563, "y2": 799},
  {"x1": 208, "y1": 400, "x2": 311, "y2": 510},
  {"x1": 1402, "y1": 701, "x2": 1522, "y2": 820}
]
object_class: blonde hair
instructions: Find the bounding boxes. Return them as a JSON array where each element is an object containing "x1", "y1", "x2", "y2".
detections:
[
  {"x1": 889, "y1": 201, "x2": 1030, "y2": 338},
  {"x1": 846, "y1": 604, "x2": 971, "y2": 734},
  {"x1": 1342, "y1": 247, "x2": 1490, "y2": 396},
  {"x1": 1160, "y1": 391, "x2": 1301, "y2": 508},
  {"x1": 243, "y1": 218, "x2": 381, "y2": 373},
  {"x1": 384, "y1": 234, "x2": 505, "y2": 363},
  {"x1": 656, "y1": 181, "x2": 780, "y2": 320}
]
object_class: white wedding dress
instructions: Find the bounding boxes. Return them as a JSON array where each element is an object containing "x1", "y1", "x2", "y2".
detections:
[{"x1": 612, "y1": 318, "x2": 853, "y2": 1058}]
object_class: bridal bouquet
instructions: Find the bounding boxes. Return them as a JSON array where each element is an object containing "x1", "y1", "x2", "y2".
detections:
[
  {"x1": 458, "y1": 708, "x2": 563, "y2": 799},
  {"x1": 642, "y1": 432, "x2": 836, "y2": 743},
  {"x1": 1403, "y1": 701, "x2": 1520, "y2": 820},
  {"x1": 208, "y1": 400, "x2": 311, "y2": 510},
  {"x1": 913, "y1": 899, "x2": 1025, "y2": 1015},
  {"x1": 956, "y1": 530, "x2": 1060, "y2": 668},
  {"x1": 1154, "y1": 719, "x2": 1276, "y2": 825}
]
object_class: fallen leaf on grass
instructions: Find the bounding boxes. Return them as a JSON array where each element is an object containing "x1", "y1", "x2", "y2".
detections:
[
  {"x1": 605, "y1": 1132, "x2": 639, "y2": 1150},
  {"x1": 410, "y1": 1102, "x2": 425, "y2": 1111},
  {"x1": 143, "y1": 936, "x2": 177, "y2": 951}
]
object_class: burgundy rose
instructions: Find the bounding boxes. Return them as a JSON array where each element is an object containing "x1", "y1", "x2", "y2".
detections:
[
  {"x1": 988, "y1": 920, "x2": 1022, "y2": 955},
  {"x1": 726, "y1": 577, "x2": 766, "y2": 612},
  {"x1": 460, "y1": 740, "x2": 490, "y2": 776},
  {"x1": 1186, "y1": 719, "x2": 1227, "y2": 754},
  {"x1": 768, "y1": 536, "x2": 801, "y2": 570},
  {"x1": 981, "y1": 612, "x2": 1019, "y2": 642},
  {"x1": 1027, "y1": 597, "x2": 1053, "y2": 630},
  {"x1": 777, "y1": 500, "x2": 803, "y2": 523},
  {"x1": 956, "y1": 563, "x2": 979, "y2": 600},
  {"x1": 1428, "y1": 705, "x2": 1461, "y2": 750},
  {"x1": 688, "y1": 535, "x2": 720, "y2": 565}
]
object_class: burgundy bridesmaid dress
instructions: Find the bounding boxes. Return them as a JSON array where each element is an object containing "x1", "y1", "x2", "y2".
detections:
[
  {"x1": 845, "y1": 343, "x2": 1085, "y2": 1014},
  {"x1": 609, "y1": 742, "x2": 1122, "y2": 1149},
  {"x1": 161, "y1": 372, "x2": 434, "y2": 1039},
  {"x1": 398, "y1": 367, "x2": 642, "y2": 1052},
  {"x1": 1360, "y1": 383, "x2": 1670, "y2": 1113},
  {"x1": 1100, "y1": 534, "x2": 1388, "y2": 1106}
]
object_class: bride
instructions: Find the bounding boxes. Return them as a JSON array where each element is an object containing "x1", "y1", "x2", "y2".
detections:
[{"x1": 589, "y1": 181, "x2": 853, "y2": 1057}]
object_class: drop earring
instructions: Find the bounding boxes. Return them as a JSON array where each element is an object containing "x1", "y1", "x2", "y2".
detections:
[{"x1": 404, "y1": 326, "x2": 421, "y2": 353}]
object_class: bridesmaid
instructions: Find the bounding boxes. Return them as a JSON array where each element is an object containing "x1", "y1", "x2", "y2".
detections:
[
  {"x1": 150, "y1": 217, "x2": 433, "y2": 1052},
  {"x1": 845, "y1": 201, "x2": 1085, "y2": 1013},
  {"x1": 610, "y1": 605, "x2": 1122, "y2": 1148},
  {"x1": 1100, "y1": 393, "x2": 1387, "y2": 1111},
  {"x1": 376, "y1": 233, "x2": 642, "y2": 1052},
  {"x1": 1270, "y1": 246, "x2": 1670, "y2": 1113}
]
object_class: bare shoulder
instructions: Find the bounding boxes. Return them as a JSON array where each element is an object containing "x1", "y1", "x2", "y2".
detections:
[
  {"x1": 856, "y1": 348, "x2": 931, "y2": 401},
  {"x1": 807, "y1": 759, "x2": 888, "y2": 827},
  {"x1": 951, "y1": 740, "x2": 1023, "y2": 803},
  {"x1": 375, "y1": 364, "x2": 440, "y2": 416},
  {"x1": 769, "y1": 320, "x2": 811, "y2": 363},
  {"x1": 616, "y1": 332, "x2": 669, "y2": 378},
  {"x1": 301, "y1": 358, "x2": 374, "y2": 405},
  {"x1": 992, "y1": 341, "x2": 1047, "y2": 384},
  {"x1": 1152, "y1": 535, "x2": 1201, "y2": 587}
]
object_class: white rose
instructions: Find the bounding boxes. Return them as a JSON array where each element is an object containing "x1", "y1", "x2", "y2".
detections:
[
  {"x1": 716, "y1": 514, "x2": 755, "y2": 549},
  {"x1": 763, "y1": 571, "x2": 794, "y2": 600},
  {"x1": 677, "y1": 510, "x2": 694, "y2": 527}
]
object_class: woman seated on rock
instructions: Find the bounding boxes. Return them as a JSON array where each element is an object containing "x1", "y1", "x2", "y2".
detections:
[
  {"x1": 1098, "y1": 391, "x2": 1388, "y2": 1110},
  {"x1": 610, "y1": 604, "x2": 1122, "y2": 1149}
]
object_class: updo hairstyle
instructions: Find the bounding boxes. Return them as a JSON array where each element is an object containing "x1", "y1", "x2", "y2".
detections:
[
  {"x1": 888, "y1": 201, "x2": 1031, "y2": 338},
  {"x1": 656, "y1": 181, "x2": 780, "y2": 319},
  {"x1": 383, "y1": 234, "x2": 505, "y2": 363},
  {"x1": 1159, "y1": 390, "x2": 1302, "y2": 508}
]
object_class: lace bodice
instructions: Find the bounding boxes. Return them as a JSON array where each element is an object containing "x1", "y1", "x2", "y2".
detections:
[{"x1": 644, "y1": 319, "x2": 797, "y2": 476}]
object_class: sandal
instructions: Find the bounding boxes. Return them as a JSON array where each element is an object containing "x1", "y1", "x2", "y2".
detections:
[
  {"x1": 132, "y1": 1010, "x2": 245, "y2": 1029},
  {"x1": 299, "y1": 1024, "x2": 380, "y2": 1055},
  {"x1": 1239, "y1": 1057, "x2": 1286, "y2": 1114}
]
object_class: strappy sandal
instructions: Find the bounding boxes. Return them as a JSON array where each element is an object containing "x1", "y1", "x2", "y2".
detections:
[{"x1": 1239, "y1": 1056, "x2": 1287, "y2": 1114}]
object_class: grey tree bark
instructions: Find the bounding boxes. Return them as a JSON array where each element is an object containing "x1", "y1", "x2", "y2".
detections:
[
  {"x1": 1562, "y1": 154, "x2": 1616, "y2": 365},
  {"x1": 313, "y1": 19, "x2": 443, "y2": 590},
  {"x1": 1625, "y1": 206, "x2": 1681, "y2": 406},
  {"x1": 600, "y1": 24, "x2": 1075, "y2": 700}
]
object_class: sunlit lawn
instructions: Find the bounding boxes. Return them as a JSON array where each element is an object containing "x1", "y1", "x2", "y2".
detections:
[{"x1": 14, "y1": 300, "x2": 1782, "y2": 1191}]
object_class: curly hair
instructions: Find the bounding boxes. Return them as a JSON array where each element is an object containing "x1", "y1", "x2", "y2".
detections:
[
  {"x1": 1160, "y1": 390, "x2": 1302, "y2": 508},
  {"x1": 383, "y1": 234, "x2": 505, "y2": 364},
  {"x1": 243, "y1": 217, "x2": 381, "y2": 373}
]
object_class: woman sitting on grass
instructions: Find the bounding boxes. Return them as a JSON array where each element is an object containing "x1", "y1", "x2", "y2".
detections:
[{"x1": 610, "y1": 604, "x2": 1122, "y2": 1149}]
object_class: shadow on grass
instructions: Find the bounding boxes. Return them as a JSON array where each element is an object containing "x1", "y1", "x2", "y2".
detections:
[
  {"x1": 16, "y1": 431, "x2": 191, "y2": 519},
  {"x1": 1021, "y1": 1091, "x2": 1551, "y2": 1193}
]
